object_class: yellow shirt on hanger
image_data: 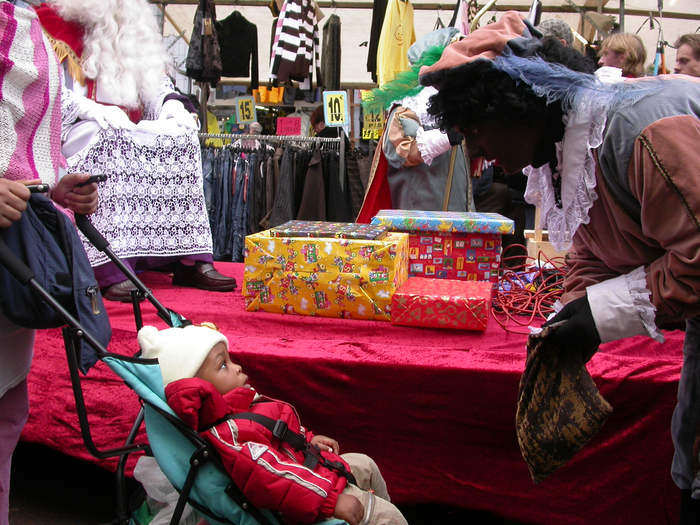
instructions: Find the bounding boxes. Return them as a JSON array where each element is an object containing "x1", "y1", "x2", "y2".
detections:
[
  {"x1": 376, "y1": 0, "x2": 416, "y2": 87},
  {"x1": 205, "y1": 111, "x2": 224, "y2": 147}
]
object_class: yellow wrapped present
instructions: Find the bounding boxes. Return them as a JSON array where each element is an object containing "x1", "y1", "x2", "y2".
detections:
[{"x1": 243, "y1": 230, "x2": 409, "y2": 321}]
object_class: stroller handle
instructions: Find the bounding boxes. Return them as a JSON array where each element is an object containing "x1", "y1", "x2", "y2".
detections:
[
  {"x1": 74, "y1": 213, "x2": 109, "y2": 251},
  {"x1": 74, "y1": 214, "x2": 189, "y2": 328},
  {"x1": 0, "y1": 236, "x2": 35, "y2": 285}
]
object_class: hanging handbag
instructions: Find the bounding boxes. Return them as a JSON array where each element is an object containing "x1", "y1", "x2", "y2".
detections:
[{"x1": 185, "y1": 0, "x2": 222, "y2": 86}]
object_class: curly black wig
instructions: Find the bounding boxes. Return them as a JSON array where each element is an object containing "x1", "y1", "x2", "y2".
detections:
[{"x1": 427, "y1": 38, "x2": 595, "y2": 132}]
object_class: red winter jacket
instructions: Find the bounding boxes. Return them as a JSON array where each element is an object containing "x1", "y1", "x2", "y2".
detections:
[{"x1": 165, "y1": 378, "x2": 349, "y2": 525}]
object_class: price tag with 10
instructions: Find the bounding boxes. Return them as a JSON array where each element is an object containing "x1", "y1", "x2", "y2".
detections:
[{"x1": 322, "y1": 91, "x2": 347, "y2": 127}]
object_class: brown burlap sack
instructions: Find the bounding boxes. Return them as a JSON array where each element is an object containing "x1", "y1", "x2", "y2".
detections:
[{"x1": 516, "y1": 323, "x2": 613, "y2": 484}]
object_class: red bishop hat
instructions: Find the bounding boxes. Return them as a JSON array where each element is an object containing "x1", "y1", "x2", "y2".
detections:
[{"x1": 34, "y1": 3, "x2": 87, "y2": 86}]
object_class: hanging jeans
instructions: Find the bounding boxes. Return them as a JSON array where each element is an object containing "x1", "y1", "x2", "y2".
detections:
[
  {"x1": 269, "y1": 148, "x2": 295, "y2": 228},
  {"x1": 201, "y1": 148, "x2": 215, "y2": 215},
  {"x1": 210, "y1": 150, "x2": 234, "y2": 260},
  {"x1": 231, "y1": 156, "x2": 250, "y2": 261}
]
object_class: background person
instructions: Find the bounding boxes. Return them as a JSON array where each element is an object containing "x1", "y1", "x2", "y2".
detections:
[
  {"x1": 356, "y1": 28, "x2": 470, "y2": 222},
  {"x1": 36, "y1": 0, "x2": 236, "y2": 302},
  {"x1": 536, "y1": 17, "x2": 574, "y2": 46},
  {"x1": 597, "y1": 32, "x2": 647, "y2": 77},
  {"x1": 674, "y1": 34, "x2": 700, "y2": 77},
  {"x1": 422, "y1": 11, "x2": 700, "y2": 523},
  {"x1": 0, "y1": 2, "x2": 98, "y2": 522},
  {"x1": 310, "y1": 105, "x2": 351, "y2": 152}
]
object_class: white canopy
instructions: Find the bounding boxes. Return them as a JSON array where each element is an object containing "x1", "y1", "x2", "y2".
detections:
[{"x1": 156, "y1": 0, "x2": 700, "y2": 88}]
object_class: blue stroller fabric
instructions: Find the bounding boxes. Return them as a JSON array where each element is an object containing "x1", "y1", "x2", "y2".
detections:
[{"x1": 104, "y1": 356, "x2": 346, "y2": 525}]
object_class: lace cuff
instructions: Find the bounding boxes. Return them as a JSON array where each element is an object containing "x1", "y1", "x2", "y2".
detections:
[
  {"x1": 416, "y1": 127, "x2": 451, "y2": 166},
  {"x1": 587, "y1": 266, "x2": 665, "y2": 343}
]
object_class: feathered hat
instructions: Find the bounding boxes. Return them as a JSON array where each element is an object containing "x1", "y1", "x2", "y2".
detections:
[
  {"x1": 419, "y1": 11, "x2": 543, "y2": 88},
  {"x1": 362, "y1": 27, "x2": 460, "y2": 112}
]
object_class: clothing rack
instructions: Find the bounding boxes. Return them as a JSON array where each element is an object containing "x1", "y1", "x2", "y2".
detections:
[
  {"x1": 202, "y1": 131, "x2": 355, "y2": 261},
  {"x1": 198, "y1": 133, "x2": 345, "y2": 178},
  {"x1": 199, "y1": 133, "x2": 339, "y2": 143}
]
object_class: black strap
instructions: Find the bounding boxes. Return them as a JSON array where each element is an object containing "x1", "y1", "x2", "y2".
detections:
[
  {"x1": 200, "y1": 412, "x2": 358, "y2": 485},
  {"x1": 302, "y1": 441, "x2": 357, "y2": 486},
  {"x1": 200, "y1": 412, "x2": 307, "y2": 450}
]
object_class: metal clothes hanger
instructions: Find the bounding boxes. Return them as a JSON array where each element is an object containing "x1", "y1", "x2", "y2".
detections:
[
  {"x1": 434, "y1": 4, "x2": 446, "y2": 30},
  {"x1": 470, "y1": 0, "x2": 497, "y2": 33}
]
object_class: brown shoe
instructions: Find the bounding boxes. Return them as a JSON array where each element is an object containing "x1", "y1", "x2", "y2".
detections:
[
  {"x1": 103, "y1": 280, "x2": 146, "y2": 303},
  {"x1": 172, "y1": 262, "x2": 237, "y2": 292}
]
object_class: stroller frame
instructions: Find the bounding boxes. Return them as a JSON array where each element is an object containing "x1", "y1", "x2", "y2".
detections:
[{"x1": 0, "y1": 213, "x2": 344, "y2": 525}]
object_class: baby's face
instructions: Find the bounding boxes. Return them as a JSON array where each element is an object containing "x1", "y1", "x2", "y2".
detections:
[{"x1": 195, "y1": 342, "x2": 250, "y2": 395}]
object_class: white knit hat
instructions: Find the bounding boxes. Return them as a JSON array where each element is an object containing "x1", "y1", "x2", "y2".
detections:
[{"x1": 138, "y1": 324, "x2": 229, "y2": 386}]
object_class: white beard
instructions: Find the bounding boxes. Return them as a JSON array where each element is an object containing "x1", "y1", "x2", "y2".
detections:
[{"x1": 52, "y1": 0, "x2": 171, "y2": 108}]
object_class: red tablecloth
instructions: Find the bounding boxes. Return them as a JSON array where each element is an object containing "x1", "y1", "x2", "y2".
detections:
[{"x1": 23, "y1": 262, "x2": 684, "y2": 525}]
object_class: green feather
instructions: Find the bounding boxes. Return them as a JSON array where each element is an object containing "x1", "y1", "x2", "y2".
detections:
[{"x1": 362, "y1": 45, "x2": 447, "y2": 112}]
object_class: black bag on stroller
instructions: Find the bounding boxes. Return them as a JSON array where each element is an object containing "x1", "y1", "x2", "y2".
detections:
[{"x1": 0, "y1": 193, "x2": 111, "y2": 372}]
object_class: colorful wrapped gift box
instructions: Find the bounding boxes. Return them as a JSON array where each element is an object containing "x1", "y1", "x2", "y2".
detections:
[
  {"x1": 406, "y1": 232, "x2": 503, "y2": 282},
  {"x1": 270, "y1": 220, "x2": 388, "y2": 240},
  {"x1": 370, "y1": 210, "x2": 514, "y2": 283},
  {"x1": 243, "y1": 230, "x2": 409, "y2": 321},
  {"x1": 391, "y1": 277, "x2": 492, "y2": 331},
  {"x1": 370, "y1": 210, "x2": 515, "y2": 235}
]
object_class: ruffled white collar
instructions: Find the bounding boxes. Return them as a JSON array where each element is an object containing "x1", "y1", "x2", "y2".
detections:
[{"x1": 523, "y1": 98, "x2": 609, "y2": 252}]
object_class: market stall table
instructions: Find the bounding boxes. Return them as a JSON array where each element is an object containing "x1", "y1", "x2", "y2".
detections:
[{"x1": 23, "y1": 262, "x2": 683, "y2": 525}]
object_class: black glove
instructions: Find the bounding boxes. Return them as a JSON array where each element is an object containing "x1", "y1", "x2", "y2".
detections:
[
  {"x1": 447, "y1": 128, "x2": 463, "y2": 146},
  {"x1": 542, "y1": 295, "x2": 602, "y2": 363}
]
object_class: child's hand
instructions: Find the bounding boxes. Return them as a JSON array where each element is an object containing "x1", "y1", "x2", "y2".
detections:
[
  {"x1": 311, "y1": 435, "x2": 339, "y2": 454},
  {"x1": 333, "y1": 494, "x2": 364, "y2": 525}
]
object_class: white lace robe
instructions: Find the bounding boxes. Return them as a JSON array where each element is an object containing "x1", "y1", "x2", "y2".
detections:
[{"x1": 60, "y1": 76, "x2": 213, "y2": 267}]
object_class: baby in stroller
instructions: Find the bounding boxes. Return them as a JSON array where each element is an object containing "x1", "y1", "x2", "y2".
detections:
[{"x1": 138, "y1": 324, "x2": 408, "y2": 525}]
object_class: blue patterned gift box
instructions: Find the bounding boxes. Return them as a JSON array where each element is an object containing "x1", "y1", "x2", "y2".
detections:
[{"x1": 370, "y1": 210, "x2": 514, "y2": 235}]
